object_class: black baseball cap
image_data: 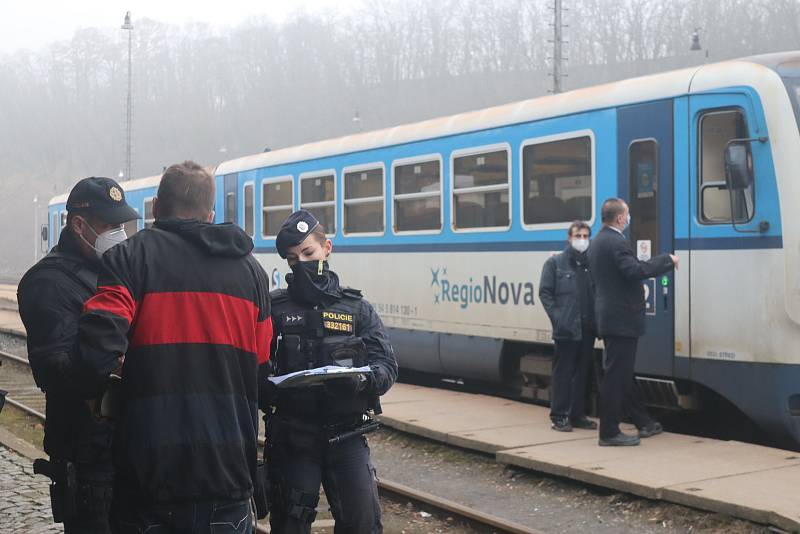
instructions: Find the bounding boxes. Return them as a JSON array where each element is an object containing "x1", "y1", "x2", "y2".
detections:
[
  {"x1": 276, "y1": 210, "x2": 320, "y2": 258},
  {"x1": 66, "y1": 177, "x2": 140, "y2": 225}
]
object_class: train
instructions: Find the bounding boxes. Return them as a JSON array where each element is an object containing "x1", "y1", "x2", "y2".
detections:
[{"x1": 46, "y1": 52, "x2": 800, "y2": 448}]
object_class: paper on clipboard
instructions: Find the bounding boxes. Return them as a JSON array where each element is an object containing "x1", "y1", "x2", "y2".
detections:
[{"x1": 268, "y1": 365, "x2": 372, "y2": 388}]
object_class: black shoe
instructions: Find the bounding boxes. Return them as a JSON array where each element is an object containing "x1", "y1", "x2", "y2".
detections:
[
  {"x1": 551, "y1": 418, "x2": 573, "y2": 432},
  {"x1": 598, "y1": 432, "x2": 640, "y2": 446},
  {"x1": 638, "y1": 421, "x2": 663, "y2": 438},
  {"x1": 570, "y1": 417, "x2": 598, "y2": 430}
]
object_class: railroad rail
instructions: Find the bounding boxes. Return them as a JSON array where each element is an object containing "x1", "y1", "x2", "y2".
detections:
[
  {"x1": 0, "y1": 349, "x2": 45, "y2": 420},
  {"x1": 0, "y1": 345, "x2": 540, "y2": 534}
]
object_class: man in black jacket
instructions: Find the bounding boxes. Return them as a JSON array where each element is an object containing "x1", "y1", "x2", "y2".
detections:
[
  {"x1": 539, "y1": 220, "x2": 597, "y2": 432},
  {"x1": 587, "y1": 198, "x2": 678, "y2": 446},
  {"x1": 76, "y1": 162, "x2": 272, "y2": 532},
  {"x1": 262, "y1": 210, "x2": 397, "y2": 534},
  {"x1": 18, "y1": 176, "x2": 139, "y2": 533}
]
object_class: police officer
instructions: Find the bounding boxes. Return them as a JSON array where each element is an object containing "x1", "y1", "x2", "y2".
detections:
[
  {"x1": 262, "y1": 210, "x2": 398, "y2": 534},
  {"x1": 18, "y1": 177, "x2": 138, "y2": 533},
  {"x1": 539, "y1": 220, "x2": 597, "y2": 432}
]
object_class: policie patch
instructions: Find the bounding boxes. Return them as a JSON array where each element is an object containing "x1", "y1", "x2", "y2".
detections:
[{"x1": 322, "y1": 311, "x2": 354, "y2": 333}]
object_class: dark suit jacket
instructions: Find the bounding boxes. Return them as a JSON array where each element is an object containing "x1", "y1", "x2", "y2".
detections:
[{"x1": 587, "y1": 226, "x2": 674, "y2": 338}]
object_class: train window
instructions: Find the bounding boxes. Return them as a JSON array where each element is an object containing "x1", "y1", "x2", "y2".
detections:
[
  {"x1": 60, "y1": 212, "x2": 67, "y2": 230},
  {"x1": 452, "y1": 148, "x2": 510, "y2": 230},
  {"x1": 143, "y1": 198, "x2": 155, "y2": 229},
  {"x1": 300, "y1": 173, "x2": 336, "y2": 234},
  {"x1": 699, "y1": 109, "x2": 754, "y2": 224},
  {"x1": 522, "y1": 135, "x2": 592, "y2": 226},
  {"x1": 344, "y1": 167, "x2": 384, "y2": 235},
  {"x1": 52, "y1": 213, "x2": 59, "y2": 243},
  {"x1": 225, "y1": 193, "x2": 236, "y2": 224},
  {"x1": 243, "y1": 183, "x2": 254, "y2": 237},
  {"x1": 629, "y1": 140, "x2": 659, "y2": 253},
  {"x1": 393, "y1": 158, "x2": 442, "y2": 233},
  {"x1": 262, "y1": 177, "x2": 294, "y2": 238}
]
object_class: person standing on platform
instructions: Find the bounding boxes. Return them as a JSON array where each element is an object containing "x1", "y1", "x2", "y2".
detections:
[
  {"x1": 18, "y1": 177, "x2": 139, "y2": 533},
  {"x1": 75, "y1": 162, "x2": 272, "y2": 533},
  {"x1": 262, "y1": 210, "x2": 397, "y2": 534},
  {"x1": 539, "y1": 220, "x2": 598, "y2": 432},
  {"x1": 587, "y1": 198, "x2": 678, "y2": 446}
]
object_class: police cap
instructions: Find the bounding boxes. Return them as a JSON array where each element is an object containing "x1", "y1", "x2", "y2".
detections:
[
  {"x1": 276, "y1": 210, "x2": 320, "y2": 258},
  {"x1": 66, "y1": 177, "x2": 140, "y2": 225}
]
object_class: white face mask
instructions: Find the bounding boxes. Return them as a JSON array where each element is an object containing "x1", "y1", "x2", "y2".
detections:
[
  {"x1": 571, "y1": 238, "x2": 590, "y2": 253},
  {"x1": 79, "y1": 221, "x2": 127, "y2": 258}
]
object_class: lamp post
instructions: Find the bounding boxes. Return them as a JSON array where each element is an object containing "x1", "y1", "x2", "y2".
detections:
[
  {"x1": 122, "y1": 11, "x2": 133, "y2": 180},
  {"x1": 352, "y1": 110, "x2": 362, "y2": 132}
]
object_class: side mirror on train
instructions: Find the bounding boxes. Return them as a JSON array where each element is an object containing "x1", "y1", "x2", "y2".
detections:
[
  {"x1": 40, "y1": 224, "x2": 48, "y2": 241},
  {"x1": 724, "y1": 141, "x2": 753, "y2": 191}
]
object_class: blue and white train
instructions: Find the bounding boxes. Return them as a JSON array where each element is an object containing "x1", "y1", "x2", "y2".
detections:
[{"x1": 47, "y1": 52, "x2": 800, "y2": 448}]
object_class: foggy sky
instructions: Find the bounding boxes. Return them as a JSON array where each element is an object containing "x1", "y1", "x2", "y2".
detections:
[{"x1": 0, "y1": 0, "x2": 357, "y2": 54}]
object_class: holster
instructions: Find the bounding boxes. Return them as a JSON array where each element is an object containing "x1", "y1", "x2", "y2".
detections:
[
  {"x1": 253, "y1": 459, "x2": 270, "y2": 519},
  {"x1": 33, "y1": 458, "x2": 77, "y2": 523}
]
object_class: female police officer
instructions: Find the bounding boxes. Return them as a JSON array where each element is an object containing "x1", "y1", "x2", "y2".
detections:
[{"x1": 261, "y1": 210, "x2": 397, "y2": 534}]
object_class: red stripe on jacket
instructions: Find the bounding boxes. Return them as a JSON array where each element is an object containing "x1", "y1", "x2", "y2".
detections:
[
  {"x1": 129, "y1": 291, "x2": 271, "y2": 363},
  {"x1": 84, "y1": 284, "x2": 137, "y2": 324}
]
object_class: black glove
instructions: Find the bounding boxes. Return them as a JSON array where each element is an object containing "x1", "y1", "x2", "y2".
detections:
[{"x1": 259, "y1": 378, "x2": 280, "y2": 411}]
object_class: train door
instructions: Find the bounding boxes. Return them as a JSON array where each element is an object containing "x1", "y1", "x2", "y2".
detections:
[
  {"x1": 616, "y1": 100, "x2": 675, "y2": 377},
  {"x1": 224, "y1": 173, "x2": 238, "y2": 224}
]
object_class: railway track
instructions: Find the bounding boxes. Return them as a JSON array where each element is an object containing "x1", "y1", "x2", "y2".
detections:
[{"x1": 0, "y1": 346, "x2": 541, "y2": 534}]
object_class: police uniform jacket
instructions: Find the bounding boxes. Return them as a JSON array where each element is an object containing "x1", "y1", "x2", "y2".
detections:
[
  {"x1": 18, "y1": 229, "x2": 101, "y2": 458},
  {"x1": 587, "y1": 226, "x2": 673, "y2": 338},
  {"x1": 75, "y1": 218, "x2": 272, "y2": 506},
  {"x1": 264, "y1": 282, "x2": 397, "y2": 421}
]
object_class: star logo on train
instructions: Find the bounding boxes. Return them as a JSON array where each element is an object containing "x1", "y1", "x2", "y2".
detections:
[
  {"x1": 109, "y1": 187, "x2": 123, "y2": 202},
  {"x1": 430, "y1": 268, "x2": 440, "y2": 287}
]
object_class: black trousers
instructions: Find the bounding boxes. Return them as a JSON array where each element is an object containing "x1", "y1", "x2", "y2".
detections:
[
  {"x1": 550, "y1": 327, "x2": 595, "y2": 421},
  {"x1": 267, "y1": 416, "x2": 382, "y2": 534},
  {"x1": 60, "y1": 419, "x2": 114, "y2": 534},
  {"x1": 599, "y1": 336, "x2": 653, "y2": 439}
]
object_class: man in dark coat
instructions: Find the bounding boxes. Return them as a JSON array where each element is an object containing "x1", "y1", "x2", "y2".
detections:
[
  {"x1": 539, "y1": 220, "x2": 597, "y2": 432},
  {"x1": 18, "y1": 176, "x2": 139, "y2": 533},
  {"x1": 587, "y1": 198, "x2": 678, "y2": 446}
]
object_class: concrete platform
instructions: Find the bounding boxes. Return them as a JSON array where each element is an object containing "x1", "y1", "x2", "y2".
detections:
[
  {"x1": 0, "y1": 308, "x2": 25, "y2": 337},
  {"x1": 379, "y1": 383, "x2": 800, "y2": 532},
  {"x1": 0, "y1": 283, "x2": 17, "y2": 311}
]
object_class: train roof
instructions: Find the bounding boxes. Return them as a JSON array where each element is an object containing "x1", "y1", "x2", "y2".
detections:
[
  {"x1": 48, "y1": 174, "x2": 161, "y2": 207},
  {"x1": 47, "y1": 51, "x2": 800, "y2": 209},
  {"x1": 216, "y1": 51, "x2": 800, "y2": 176}
]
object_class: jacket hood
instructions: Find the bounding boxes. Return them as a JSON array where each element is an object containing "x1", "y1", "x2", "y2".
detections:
[{"x1": 154, "y1": 218, "x2": 254, "y2": 258}]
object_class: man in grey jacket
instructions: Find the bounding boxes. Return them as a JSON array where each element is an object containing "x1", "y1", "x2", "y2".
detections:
[{"x1": 539, "y1": 220, "x2": 597, "y2": 432}]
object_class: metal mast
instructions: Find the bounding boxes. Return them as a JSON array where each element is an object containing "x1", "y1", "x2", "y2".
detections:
[
  {"x1": 122, "y1": 12, "x2": 133, "y2": 180},
  {"x1": 551, "y1": 0, "x2": 566, "y2": 94}
]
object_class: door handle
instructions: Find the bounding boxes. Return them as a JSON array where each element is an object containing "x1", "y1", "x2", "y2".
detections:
[{"x1": 662, "y1": 286, "x2": 669, "y2": 312}]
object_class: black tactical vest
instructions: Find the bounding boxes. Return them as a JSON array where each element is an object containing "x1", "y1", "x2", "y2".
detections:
[
  {"x1": 25, "y1": 249, "x2": 98, "y2": 296},
  {"x1": 270, "y1": 287, "x2": 371, "y2": 419}
]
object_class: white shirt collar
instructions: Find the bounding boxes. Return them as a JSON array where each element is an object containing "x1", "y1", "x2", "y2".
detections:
[{"x1": 606, "y1": 225, "x2": 624, "y2": 235}]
